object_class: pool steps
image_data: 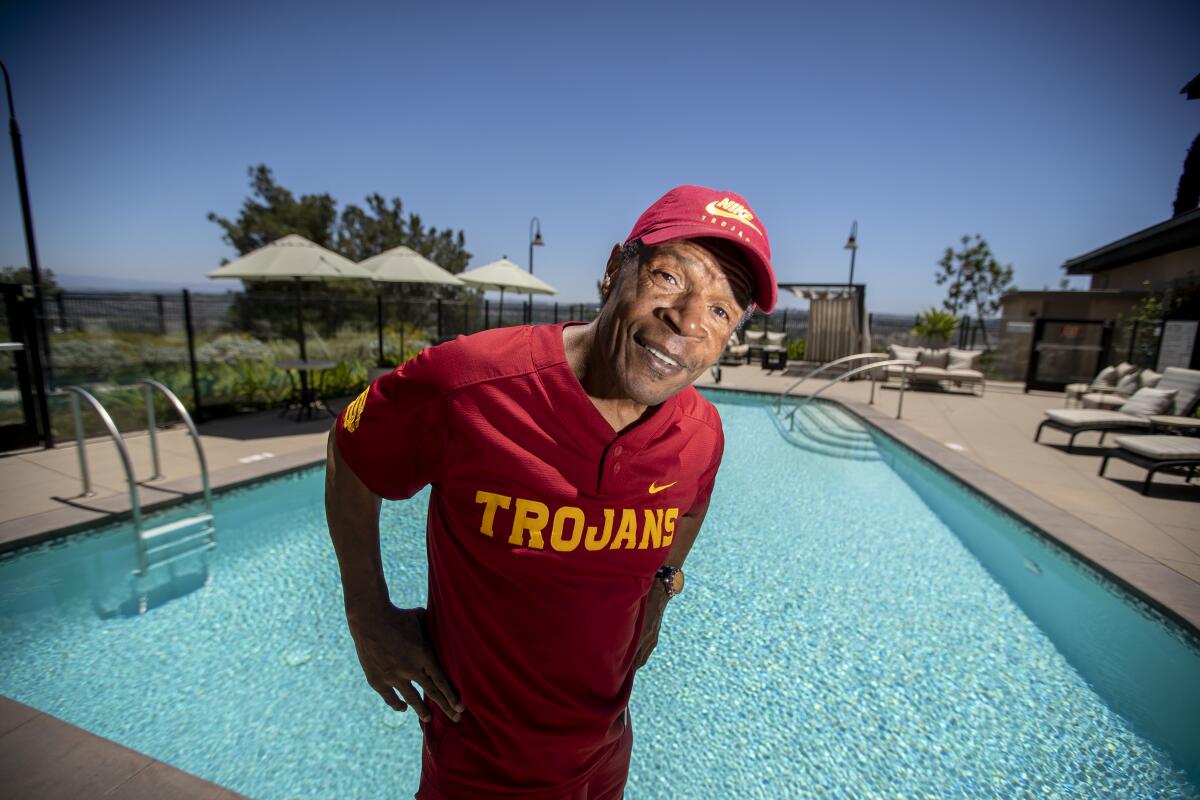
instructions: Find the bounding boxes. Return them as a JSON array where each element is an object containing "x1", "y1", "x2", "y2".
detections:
[{"x1": 771, "y1": 401, "x2": 882, "y2": 461}]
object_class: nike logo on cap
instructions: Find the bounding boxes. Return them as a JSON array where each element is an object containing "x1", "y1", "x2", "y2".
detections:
[
  {"x1": 704, "y1": 198, "x2": 762, "y2": 235},
  {"x1": 648, "y1": 481, "x2": 677, "y2": 494}
]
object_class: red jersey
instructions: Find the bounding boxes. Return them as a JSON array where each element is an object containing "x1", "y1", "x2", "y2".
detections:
[{"x1": 335, "y1": 321, "x2": 724, "y2": 798}]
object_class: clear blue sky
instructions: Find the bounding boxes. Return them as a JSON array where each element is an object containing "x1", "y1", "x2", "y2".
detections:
[{"x1": 1, "y1": 0, "x2": 1196, "y2": 313}]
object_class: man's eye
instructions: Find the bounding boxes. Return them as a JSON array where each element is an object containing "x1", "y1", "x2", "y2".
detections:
[
  {"x1": 712, "y1": 307, "x2": 730, "y2": 320},
  {"x1": 655, "y1": 271, "x2": 678, "y2": 285}
]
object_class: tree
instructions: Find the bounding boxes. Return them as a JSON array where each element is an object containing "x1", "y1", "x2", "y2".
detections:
[
  {"x1": 207, "y1": 165, "x2": 338, "y2": 256},
  {"x1": 934, "y1": 234, "x2": 1015, "y2": 348},
  {"x1": 0, "y1": 265, "x2": 60, "y2": 294},
  {"x1": 912, "y1": 307, "x2": 958, "y2": 347}
]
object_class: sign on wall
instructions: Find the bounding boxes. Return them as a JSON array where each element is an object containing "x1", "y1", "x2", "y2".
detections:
[{"x1": 1156, "y1": 320, "x2": 1198, "y2": 372}]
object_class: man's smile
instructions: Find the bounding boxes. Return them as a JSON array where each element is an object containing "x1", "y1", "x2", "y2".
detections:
[{"x1": 633, "y1": 334, "x2": 688, "y2": 377}]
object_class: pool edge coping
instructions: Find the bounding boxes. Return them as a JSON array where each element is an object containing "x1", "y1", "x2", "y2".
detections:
[
  {"x1": 0, "y1": 444, "x2": 328, "y2": 555},
  {"x1": 701, "y1": 384, "x2": 1200, "y2": 637}
]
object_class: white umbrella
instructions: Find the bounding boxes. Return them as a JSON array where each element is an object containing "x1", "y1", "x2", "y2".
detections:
[
  {"x1": 358, "y1": 245, "x2": 466, "y2": 364},
  {"x1": 359, "y1": 245, "x2": 466, "y2": 285},
  {"x1": 207, "y1": 234, "x2": 370, "y2": 378},
  {"x1": 459, "y1": 257, "x2": 557, "y2": 325}
]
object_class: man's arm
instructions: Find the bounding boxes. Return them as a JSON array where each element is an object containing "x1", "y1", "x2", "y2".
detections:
[
  {"x1": 325, "y1": 429, "x2": 463, "y2": 722},
  {"x1": 632, "y1": 498, "x2": 709, "y2": 671}
]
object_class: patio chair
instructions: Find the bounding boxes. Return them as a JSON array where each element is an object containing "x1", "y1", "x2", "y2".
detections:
[
  {"x1": 1099, "y1": 434, "x2": 1200, "y2": 495},
  {"x1": 1078, "y1": 366, "x2": 1162, "y2": 410},
  {"x1": 1064, "y1": 362, "x2": 1136, "y2": 408},
  {"x1": 719, "y1": 332, "x2": 751, "y2": 365},
  {"x1": 1035, "y1": 367, "x2": 1200, "y2": 452}
]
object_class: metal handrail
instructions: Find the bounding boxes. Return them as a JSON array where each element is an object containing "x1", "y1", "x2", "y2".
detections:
[
  {"x1": 773, "y1": 352, "x2": 889, "y2": 412},
  {"x1": 141, "y1": 379, "x2": 212, "y2": 515},
  {"x1": 786, "y1": 359, "x2": 920, "y2": 422},
  {"x1": 62, "y1": 386, "x2": 143, "y2": 537}
]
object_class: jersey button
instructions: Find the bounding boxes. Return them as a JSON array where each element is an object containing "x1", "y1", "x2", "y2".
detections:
[
  {"x1": 612, "y1": 463, "x2": 621, "y2": 474},
  {"x1": 613, "y1": 445, "x2": 623, "y2": 457}
]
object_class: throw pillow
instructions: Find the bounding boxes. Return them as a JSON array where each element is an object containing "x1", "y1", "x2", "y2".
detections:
[
  {"x1": 1115, "y1": 361, "x2": 1138, "y2": 379},
  {"x1": 744, "y1": 330, "x2": 765, "y2": 344},
  {"x1": 1117, "y1": 387, "x2": 1178, "y2": 417},
  {"x1": 766, "y1": 331, "x2": 786, "y2": 347},
  {"x1": 888, "y1": 344, "x2": 920, "y2": 362},
  {"x1": 1139, "y1": 368, "x2": 1162, "y2": 388},
  {"x1": 1090, "y1": 366, "x2": 1118, "y2": 388},
  {"x1": 947, "y1": 348, "x2": 980, "y2": 371},
  {"x1": 1115, "y1": 371, "x2": 1140, "y2": 396},
  {"x1": 918, "y1": 348, "x2": 949, "y2": 369}
]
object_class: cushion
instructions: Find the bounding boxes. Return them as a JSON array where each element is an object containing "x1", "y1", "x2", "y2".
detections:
[
  {"x1": 1116, "y1": 387, "x2": 1178, "y2": 417},
  {"x1": 1113, "y1": 434, "x2": 1200, "y2": 460},
  {"x1": 727, "y1": 332, "x2": 741, "y2": 347},
  {"x1": 1139, "y1": 369, "x2": 1162, "y2": 389},
  {"x1": 1044, "y1": 409, "x2": 1151, "y2": 428},
  {"x1": 913, "y1": 366, "x2": 949, "y2": 380},
  {"x1": 743, "y1": 330, "x2": 765, "y2": 344},
  {"x1": 947, "y1": 369, "x2": 984, "y2": 381},
  {"x1": 918, "y1": 348, "x2": 949, "y2": 369},
  {"x1": 766, "y1": 331, "x2": 786, "y2": 347},
  {"x1": 1157, "y1": 367, "x2": 1200, "y2": 416},
  {"x1": 1081, "y1": 393, "x2": 1127, "y2": 410},
  {"x1": 1115, "y1": 371, "x2": 1141, "y2": 396},
  {"x1": 1090, "y1": 366, "x2": 1118, "y2": 388},
  {"x1": 726, "y1": 343, "x2": 749, "y2": 355},
  {"x1": 888, "y1": 344, "x2": 920, "y2": 362},
  {"x1": 1115, "y1": 362, "x2": 1138, "y2": 379},
  {"x1": 946, "y1": 348, "x2": 981, "y2": 371}
]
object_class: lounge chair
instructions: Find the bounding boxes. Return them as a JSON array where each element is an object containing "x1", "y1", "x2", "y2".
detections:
[
  {"x1": 718, "y1": 332, "x2": 750, "y2": 366},
  {"x1": 1099, "y1": 434, "x2": 1200, "y2": 495},
  {"x1": 1035, "y1": 367, "x2": 1200, "y2": 452},
  {"x1": 1078, "y1": 366, "x2": 1162, "y2": 410},
  {"x1": 1064, "y1": 362, "x2": 1136, "y2": 408}
]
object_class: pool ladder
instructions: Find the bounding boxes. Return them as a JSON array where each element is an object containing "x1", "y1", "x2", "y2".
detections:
[
  {"x1": 773, "y1": 353, "x2": 921, "y2": 424},
  {"x1": 62, "y1": 380, "x2": 215, "y2": 577}
]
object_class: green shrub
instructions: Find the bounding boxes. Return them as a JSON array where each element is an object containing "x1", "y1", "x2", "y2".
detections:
[{"x1": 787, "y1": 338, "x2": 806, "y2": 360}]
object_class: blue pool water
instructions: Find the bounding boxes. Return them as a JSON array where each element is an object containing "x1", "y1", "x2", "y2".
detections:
[{"x1": 1, "y1": 393, "x2": 1198, "y2": 798}]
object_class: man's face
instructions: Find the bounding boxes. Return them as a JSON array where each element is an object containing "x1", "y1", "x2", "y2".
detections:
[{"x1": 596, "y1": 238, "x2": 753, "y2": 407}]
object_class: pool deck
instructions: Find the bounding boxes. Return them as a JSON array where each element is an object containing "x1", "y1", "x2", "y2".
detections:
[{"x1": 2, "y1": 369, "x2": 1199, "y2": 798}]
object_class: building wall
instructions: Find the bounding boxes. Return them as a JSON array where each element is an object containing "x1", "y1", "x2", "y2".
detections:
[
  {"x1": 1089, "y1": 244, "x2": 1200, "y2": 290},
  {"x1": 993, "y1": 291, "x2": 1146, "y2": 380}
]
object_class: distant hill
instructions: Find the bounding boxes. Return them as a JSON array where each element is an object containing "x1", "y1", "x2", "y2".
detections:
[{"x1": 54, "y1": 272, "x2": 231, "y2": 294}]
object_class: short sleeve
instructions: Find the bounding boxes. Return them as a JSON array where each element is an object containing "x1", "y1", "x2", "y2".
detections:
[
  {"x1": 334, "y1": 348, "x2": 455, "y2": 501},
  {"x1": 686, "y1": 424, "x2": 725, "y2": 516}
]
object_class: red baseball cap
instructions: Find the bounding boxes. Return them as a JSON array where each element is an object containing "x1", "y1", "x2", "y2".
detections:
[{"x1": 625, "y1": 185, "x2": 777, "y2": 313}]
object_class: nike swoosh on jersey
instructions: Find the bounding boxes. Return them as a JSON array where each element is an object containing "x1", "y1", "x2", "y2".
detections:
[{"x1": 648, "y1": 481, "x2": 677, "y2": 494}]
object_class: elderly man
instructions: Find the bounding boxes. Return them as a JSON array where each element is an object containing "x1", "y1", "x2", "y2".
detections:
[{"x1": 325, "y1": 185, "x2": 777, "y2": 799}]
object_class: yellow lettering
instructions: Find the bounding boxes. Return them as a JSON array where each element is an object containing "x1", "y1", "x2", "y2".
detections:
[
  {"x1": 638, "y1": 508, "x2": 663, "y2": 549},
  {"x1": 510, "y1": 498, "x2": 549, "y2": 549},
  {"x1": 610, "y1": 508, "x2": 638, "y2": 550},
  {"x1": 585, "y1": 509, "x2": 614, "y2": 551},
  {"x1": 550, "y1": 506, "x2": 586, "y2": 552},
  {"x1": 474, "y1": 490, "x2": 511, "y2": 537},
  {"x1": 663, "y1": 508, "x2": 679, "y2": 547}
]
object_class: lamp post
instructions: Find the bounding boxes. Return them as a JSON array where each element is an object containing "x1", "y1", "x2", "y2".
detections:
[
  {"x1": 843, "y1": 220, "x2": 858, "y2": 287},
  {"x1": 3, "y1": 60, "x2": 53, "y2": 447},
  {"x1": 528, "y1": 216, "x2": 544, "y2": 323}
]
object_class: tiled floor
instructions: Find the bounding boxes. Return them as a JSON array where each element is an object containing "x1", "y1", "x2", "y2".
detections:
[{"x1": 0, "y1": 696, "x2": 248, "y2": 799}]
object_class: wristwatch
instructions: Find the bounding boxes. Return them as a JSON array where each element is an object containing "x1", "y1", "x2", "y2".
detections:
[{"x1": 655, "y1": 565, "x2": 684, "y2": 599}]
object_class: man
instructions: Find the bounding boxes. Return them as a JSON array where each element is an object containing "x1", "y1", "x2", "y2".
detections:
[{"x1": 325, "y1": 185, "x2": 778, "y2": 799}]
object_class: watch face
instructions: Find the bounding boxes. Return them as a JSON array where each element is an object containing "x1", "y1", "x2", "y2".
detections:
[{"x1": 669, "y1": 570, "x2": 684, "y2": 595}]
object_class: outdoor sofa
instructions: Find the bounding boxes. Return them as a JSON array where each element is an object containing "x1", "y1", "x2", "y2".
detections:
[
  {"x1": 883, "y1": 345, "x2": 986, "y2": 395},
  {"x1": 1099, "y1": 434, "x2": 1200, "y2": 495},
  {"x1": 1035, "y1": 367, "x2": 1200, "y2": 452}
]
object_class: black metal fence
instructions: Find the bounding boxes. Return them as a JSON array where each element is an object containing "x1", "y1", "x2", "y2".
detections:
[{"x1": 13, "y1": 289, "x2": 1023, "y2": 440}]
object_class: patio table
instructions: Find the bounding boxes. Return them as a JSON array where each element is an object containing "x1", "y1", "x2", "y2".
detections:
[{"x1": 277, "y1": 359, "x2": 337, "y2": 421}]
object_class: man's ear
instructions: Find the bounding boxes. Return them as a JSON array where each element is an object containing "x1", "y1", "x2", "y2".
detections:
[{"x1": 601, "y1": 243, "x2": 623, "y2": 301}]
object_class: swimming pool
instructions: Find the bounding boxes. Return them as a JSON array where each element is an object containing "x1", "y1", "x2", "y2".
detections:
[{"x1": 1, "y1": 392, "x2": 1197, "y2": 798}]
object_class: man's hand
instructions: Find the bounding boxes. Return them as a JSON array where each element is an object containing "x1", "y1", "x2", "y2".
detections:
[
  {"x1": 346, "y1": 603, "x2": 464, "y2": 723},
  {"x1": 633, "y1": 582, "x2": 669, "y2": 671}
]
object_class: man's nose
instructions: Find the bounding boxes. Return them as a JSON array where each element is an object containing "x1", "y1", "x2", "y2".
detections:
[{"x1": 659, "y1": 290, "x2": 707, "y2": 339}]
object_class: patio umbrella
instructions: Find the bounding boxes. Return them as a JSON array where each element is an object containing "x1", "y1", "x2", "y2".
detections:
[
  {"x1": 358, "y1": 245, "x2": 466, "y2": 364},
  {"x1": 207, "y1": 234, "x2": 371, "y2": 361},
  {"x1": 458, "y1": 257, "x2": 556, "y2": 326}
]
